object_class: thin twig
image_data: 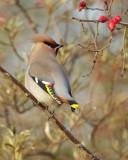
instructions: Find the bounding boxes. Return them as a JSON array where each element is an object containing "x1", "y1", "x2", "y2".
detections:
[
  {"x1": 15, "y1": 0, "x2": 38, "y2": 33},
  {"x1": 91, "y1": 108, "x2": 114, "y2": 148},
  {"x1": 44, "y1": 13, "x2": 53, "y2": 32},
  {"x1": 121, "y1": 27, "x2": 127, "y2": 77},
  {"x1": 23, "y1": 6, "x2": 45, "y2": 11},
  {"x1": 108, "y1": 0, "x2": 113, "y2": 16},
  {"x1": 85, "y1": 7, "x2": 105, "y2": 11},
  {"x1": 96, "y1": 36, "x2": 112, "y2": 52},
  {"x1": 72, "y1": 17, "x2": 99, "y2": 23},
  {"x1": 7, "y1": 30, "x2": 24, "y2": 61},
  {"x1": 4, "y1": 107, "x2": 11, "y2": 127},
  {"x1": 121, "y1": 9, "x2": 128, "y2": 17},
  {"x1": 78, "y1": 43, "x2": 94, "y2": 49},
  {"x1": 103, "y1": 0, "x2": 111, "y2": 18},
  {"x1": 0, "y1": 40, "x2": 10, "y2": 46},
  {"x1": 0, "y1": 66, "x2": 103, "y2": 160},
  {"x1": 3, "y1": 28, "x2": 24, "y2": 61},
  {"x1": 118, "y1": 22, "x2": 128, "y2": 26},
  {"x1": 79, "y1": 37, "x2": 112, "y2": 53},
  {"x1": 83, "y1": 22, "x2": 99, "y2": 77},
  {"x1": 91, "y1": 74, "x2": 116, "y2": 148}
]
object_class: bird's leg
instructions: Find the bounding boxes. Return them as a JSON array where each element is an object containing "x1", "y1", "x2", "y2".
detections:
[{"x1": 47, "y1": 106, "x2": 56, "y2": 120}]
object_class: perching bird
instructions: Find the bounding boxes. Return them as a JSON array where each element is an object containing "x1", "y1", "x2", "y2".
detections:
[{"x1": 25, "y1": 34, "x2": 79, "y2": 112}]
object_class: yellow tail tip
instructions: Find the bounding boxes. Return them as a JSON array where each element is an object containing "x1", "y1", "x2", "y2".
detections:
[{"x1": 71, "y1": 104, "x2": 79, "y2": 109}]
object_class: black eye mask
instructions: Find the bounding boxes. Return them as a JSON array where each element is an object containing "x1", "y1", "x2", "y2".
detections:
[{"x1": 44, "y1": 42, "x2": 58, "y2": 48}]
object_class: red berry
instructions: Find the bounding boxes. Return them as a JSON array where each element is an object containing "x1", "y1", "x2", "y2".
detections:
[
  {"x1": 78, "y1": 6, "x2": 83, "y2": 12},
  {"x1": 78, "y1": 1, "x2": 86, "y2": 12},
  {"x1": 108, "y1": 19, "x2": 116, "y2": 31},
  {"x1": 99, "y1": 16, "x2": 108, "y2": 23},
  {"x1": 113, "y1": 15, "x2": 121, "y2": 24},
  {"x1": 80, "y1": 1, "x2": 86, "y2": 8}
]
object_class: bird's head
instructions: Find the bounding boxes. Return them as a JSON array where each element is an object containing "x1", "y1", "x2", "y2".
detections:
[{"x1": 32, "y1": 34, "x2": 63, "y2": 56}]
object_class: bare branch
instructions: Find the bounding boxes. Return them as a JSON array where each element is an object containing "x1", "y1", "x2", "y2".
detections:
[
  {"x1": 0, "y1": 66, "x2": 103, "y2": 160},
  {"x1": 0, "y1": 27, "x2": 23, "y2": 61},
  {"x1": 108, "y1": 0, "x2": 113, "y2": 16},
  {"x1": 85, "y1": 7, "x2": 105, "y2": 11},
  {"x1": 103, "y1": 0, "x2": 111, "y2": 18},
  {"x1": 72, "y1": 17, "x2": 99, "y2": 23},
  {"x1": 9, "y1": 36, "x2": 24, "y2": 61},
  {"x1": 118, "y1": 22, "x2": 128, "y2": 26},
  {"x1": 121, "y1": 9, "x2": 128, "y2": 17},
  {"x1": 83, "y1": 22, "x2": 99, "y2": 77}
]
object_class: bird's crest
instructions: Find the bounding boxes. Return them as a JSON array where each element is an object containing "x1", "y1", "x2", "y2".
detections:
[{"x1": 31, "y1": 34, "x2": 58, "y2": 46}]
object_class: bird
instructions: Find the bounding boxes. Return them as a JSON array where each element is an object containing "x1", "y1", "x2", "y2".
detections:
[{"x1": 25, "y1": 34, "x2": 79, "y2": 112}]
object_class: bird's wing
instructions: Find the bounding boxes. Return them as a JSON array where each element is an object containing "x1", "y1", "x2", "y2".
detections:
[
  {"x1": 31, "y1": 76, "x2": 62, "y2": 105},
  {"x1": 29, "y1": 63, "x2": 63, "y2": 105}
]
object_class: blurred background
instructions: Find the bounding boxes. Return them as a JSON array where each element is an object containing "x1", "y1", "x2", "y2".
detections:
[{"x1": 0, "y1": 0, "x2": 128, "y2": 160}]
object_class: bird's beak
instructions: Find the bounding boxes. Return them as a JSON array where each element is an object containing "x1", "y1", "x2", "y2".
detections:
[
  {"x1": 56, "y1": 44, "x2": 63, "y2": 49},
  {"x1": 55, "y1": 44, "x2": 63, "y2": 55}
]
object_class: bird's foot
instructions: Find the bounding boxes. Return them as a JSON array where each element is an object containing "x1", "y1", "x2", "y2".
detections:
[
  {"x1": 47, "y1": 106, "x2": 55, "y2": 114},
  {"x1": 47, "y1": 107, "x2": 55, "y2": 120}
]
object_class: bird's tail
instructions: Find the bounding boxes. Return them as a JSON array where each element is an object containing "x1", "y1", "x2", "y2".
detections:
[{"x1": 68, "y1": 100, "x2": 79, "y2": 112}]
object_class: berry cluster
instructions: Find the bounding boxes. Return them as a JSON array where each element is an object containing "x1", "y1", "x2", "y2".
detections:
[
  {"x1": 78, "y1": 1, "x2": 122, "y2": 31},
  {"x1": 99, "y1": 15, "x2": 121, "y2": 31}
]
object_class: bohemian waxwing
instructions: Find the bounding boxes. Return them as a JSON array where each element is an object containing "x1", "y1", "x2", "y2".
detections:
[{"x1": 25, "y1": 34, "x2": 79, "y2": 112}]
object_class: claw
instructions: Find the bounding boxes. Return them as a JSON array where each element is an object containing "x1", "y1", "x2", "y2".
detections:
[{"x1": 47, "y1": 107, "x2": 55, "y2": 120}]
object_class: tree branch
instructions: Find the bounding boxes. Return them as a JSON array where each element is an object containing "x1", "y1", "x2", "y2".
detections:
[
  {"x1": 72, "y1": 17, "x2": 99, "y2": 23},
  {"x1": 0, "y1": 66, "x2": 103, "y2": 160}
]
